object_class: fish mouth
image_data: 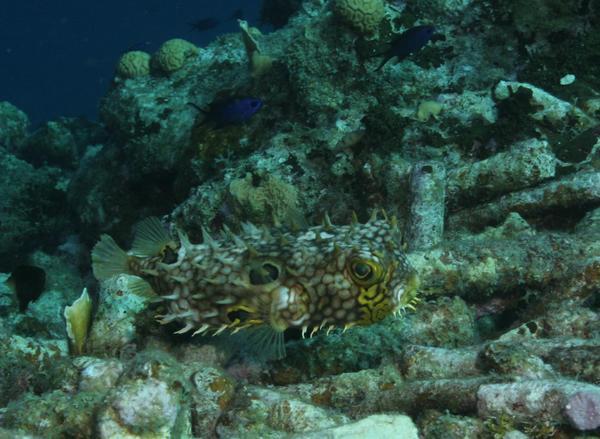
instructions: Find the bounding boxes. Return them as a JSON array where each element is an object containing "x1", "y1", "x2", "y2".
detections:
[
  {"x1": 392, "y1": 284, "x2": 406, "y2": 308},
  {"x1": 269, "y1": 284, "x2": 310, "y2": 331}
]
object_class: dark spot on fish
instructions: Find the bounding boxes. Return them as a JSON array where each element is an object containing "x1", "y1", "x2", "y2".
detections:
[
  {"x1": 8, "y1": 265, "x2": 46, "y2": 312},
  {"x1": 161, "y1": 247, "x2": 178, "y2": 264},
  {"x1": 249, "y1": 262, "x2": 280, "y2": 285},
  {"x1": 227, "y1": 308, "x2": 253, "y2": 323}
]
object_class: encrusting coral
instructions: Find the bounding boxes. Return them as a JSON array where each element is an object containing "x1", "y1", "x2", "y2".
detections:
[{"x1": 332, "y1": 0, "x2": 386, "y2": 34}]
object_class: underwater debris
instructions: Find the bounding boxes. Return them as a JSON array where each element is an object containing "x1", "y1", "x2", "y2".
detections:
[
  {"x1": 448, "y1": 170, "x2": 600, "y2": 230},
  {"x1": 398, "y1": 345, "x2": 480, "y2": 381},
  {"x1": 564, "y1": 391, "x2": 600, "y2": 431},
  {"x1": 306, "y1": 414, "x2": 419, "y2": 438},
  {"x1": 405, "y1": 161, "x2": 446, "y2": 251},
  {"x1": 446, "y1": 138, "x2": 557, "y2": 210},
  {"x1": 7, "y1": 265, "x2": 46, "y2": 312},
  {"x1": 494, "y1": 80, "x2": 597, "y2": 130},
  {"x1": 91, "y1": 213, "x2": 418, "y2": 359},
  {"x1": 3, "y1": 0, "x2": 600, "y2": 436},
  {"x1": 411, "y1": 212, "x2": 600, "y2": 299},
  {"x1": 477, "y1": 381, "x2": 600, "y2": 427}
]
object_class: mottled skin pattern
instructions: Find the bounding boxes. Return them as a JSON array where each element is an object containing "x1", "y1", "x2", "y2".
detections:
[{"x1": 97, "y1": 213, "x2": 419, "y2": 339}]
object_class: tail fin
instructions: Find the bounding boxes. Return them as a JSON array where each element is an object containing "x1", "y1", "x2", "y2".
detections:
[
  {"x1": 91, "y1": 235, "x2": 131, "y2": 281},
  {"x1": 375, "y1": 55, "x2": 392, "y2": 71}
]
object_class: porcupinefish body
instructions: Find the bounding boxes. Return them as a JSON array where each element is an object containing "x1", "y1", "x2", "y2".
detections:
[{"x1": 91, "y1": 212, "x2": 419, "y2": 358}]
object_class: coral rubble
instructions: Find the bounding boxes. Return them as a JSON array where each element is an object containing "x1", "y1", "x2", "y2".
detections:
[{"x1": 1, "y1": 0, "x2": 600, "y2": 436}]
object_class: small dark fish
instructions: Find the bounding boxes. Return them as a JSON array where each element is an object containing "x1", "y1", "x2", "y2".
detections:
[
  {"x1": 189, "y1": 17, "x2": 220, "y2": 32},
  {"x1": 7, "y1": 265, "x2": 46, "y2": 312},
  {"x1": 230, "y1": 8, "x2": 244, "y2": 21},
  {"x1": 189, "y1": 97, "x2": 263, "y2": 127},
  {"x1": 376, "y1": 25, "x2": 437, "y2": 71}
]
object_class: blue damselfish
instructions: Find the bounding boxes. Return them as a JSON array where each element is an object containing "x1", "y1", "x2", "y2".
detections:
[
  {"x1": 190, "y1": 97, "x2": 263, "y2": 127},
  {"x1": 376, "y1": 25, "x2": 437, "y2": 71}
]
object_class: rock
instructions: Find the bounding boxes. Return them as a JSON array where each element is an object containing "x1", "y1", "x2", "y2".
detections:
[
  {"x1": 303, "y1": 414, "x2": 418, "y2": 439},
  {"x1": 86, "y1": 275, "x2": 154, "y2": 356},
  {"x1": 76, "y1": 357, "x2": 125, "y2": 393},
  {"x1": 477, "y1": 380, "x2": 600, "y2": 425},
  {"x1": 0, "y1": 102, "x2": 29, "y2": 153},
  {"x1": 0, "y1": 148, "x2": 67, "y2": 270},
  {"x1": 97, "y1": 378, "x2": 182, "y2": 438},
  {"x1": 564, "y1": 391, "x2": 600, "y2": 431},
  {"x1": 190, "y1": 366, "x2": 236, "y2": 435}
]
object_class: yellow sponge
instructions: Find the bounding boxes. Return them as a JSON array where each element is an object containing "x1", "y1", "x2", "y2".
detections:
[
  {"x1": 116, "y1": 51, "x2": 151, "y2": 79},
  {"x1": 153, "y1": 38, "x2": 199, "y2": 73}
]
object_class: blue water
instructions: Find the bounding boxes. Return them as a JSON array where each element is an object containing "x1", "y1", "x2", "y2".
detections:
[{"x1": 0, "y1": 0, "x2": 260, "y2": 127}]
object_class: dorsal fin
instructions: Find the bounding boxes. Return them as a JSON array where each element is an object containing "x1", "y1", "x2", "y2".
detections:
[{"x1": 131, "y1": 217, "x2": 174, "y2": 258}]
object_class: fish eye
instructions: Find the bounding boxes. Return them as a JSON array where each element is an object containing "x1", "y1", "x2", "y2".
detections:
[
  {"x1": 348, "y1": 257, "x2": 386, "y2": 287},
  {"x1": 249, "y1": 261, "x2": 280, "y2": 285},
  {"x1": 351, "y1": 261, "x2": 373, "y2": 280},
  {"x1": 251, "y1": 100, "x2": 260, "y2": 108}
]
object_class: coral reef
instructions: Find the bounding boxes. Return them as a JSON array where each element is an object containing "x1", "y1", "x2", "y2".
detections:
[
  {"x1": 0, "y1": 148, "x2": 68, "y2": 270},
  {"x1": 1, "y1": 0, "x2": 600, "y2": 436},
  {"x1": 0, "y1": 101, "x2": 29, "y2": 153}
]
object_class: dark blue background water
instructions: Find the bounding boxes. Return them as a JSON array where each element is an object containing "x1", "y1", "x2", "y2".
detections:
[{"x1": 0, "y1": 0, "x2": 260, "y2": 127}]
